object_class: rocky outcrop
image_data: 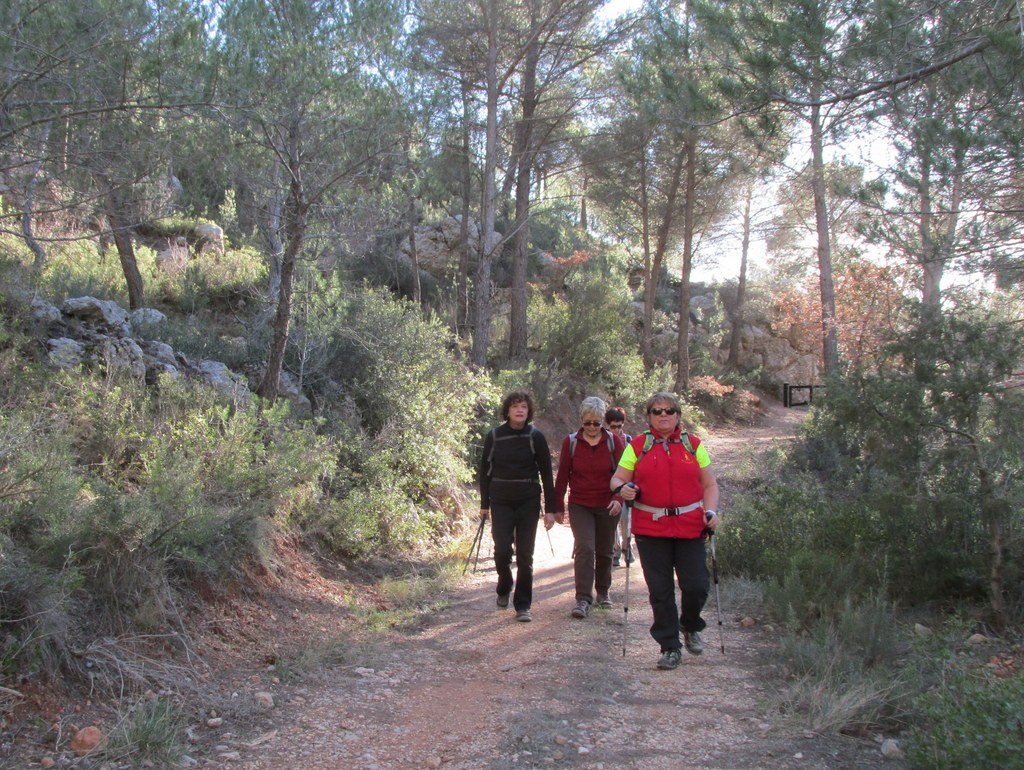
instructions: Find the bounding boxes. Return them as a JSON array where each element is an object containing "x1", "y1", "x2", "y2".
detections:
[
  {"x1": 730, "y1": 323, "x2": 819, "y2": 386},
  {"x1": 396, "y1": 215, "x2": 500, "y2": 281},
  {"x1": 34, "y1": 296, "x2": 308, "y2": 414}
]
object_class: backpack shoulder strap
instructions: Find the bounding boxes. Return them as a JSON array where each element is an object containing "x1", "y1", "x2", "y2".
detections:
[
  {"x1": 636, "y1": 431, "x2": 655, "y2": 463},
  {"x1": 486, "y1": 427, "x2": 498, "y2": 476},
  {"x1": 636, "y1": 430, "x2": 697, "y2": 464},
  {"x1": 680, "y1": 432, "x2": 695, "y2": 454},
  {"x1": 568, "y1": 431, "x2": 578, "y2": 459},
  {"x1": 606, "y1": 431, "x2": 617, "y2": 473}
]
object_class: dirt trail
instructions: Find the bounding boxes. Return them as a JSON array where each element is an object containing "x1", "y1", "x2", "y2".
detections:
[{"x1": 202, "y1": 401, "x2": 901, "y2": 770}]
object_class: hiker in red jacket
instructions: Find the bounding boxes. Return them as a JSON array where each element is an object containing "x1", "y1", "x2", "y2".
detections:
[
  {"x1": 610, "y1": 392, "x2": 720, "y2": 670},
  {"x1": 553, "y1": 396, "x2": 626, "y2": 619}
]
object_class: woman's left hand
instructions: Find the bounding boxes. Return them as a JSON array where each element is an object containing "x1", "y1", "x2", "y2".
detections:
[
  {"x1": 543, "y1": 512, "x2": 556, "y2": 530},
  {"x1": 607, "y1": 499, "x2": 622, "y2": 516}
]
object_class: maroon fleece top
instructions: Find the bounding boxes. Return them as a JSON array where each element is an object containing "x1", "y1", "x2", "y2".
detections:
[{"x1": 553, "y1": 429, "x2": 625, "y2": 513}]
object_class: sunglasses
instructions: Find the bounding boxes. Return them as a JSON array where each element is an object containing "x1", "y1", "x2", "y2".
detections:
[
  {"x1": 606, "y1": 422, "x2": 623, "y2": 429},
  {"x1": 649, "y1": 408, "x2": 678, "y2": 416},
  {"x1": 581, "y1": 420, "x2": 602, "y2": 427}
]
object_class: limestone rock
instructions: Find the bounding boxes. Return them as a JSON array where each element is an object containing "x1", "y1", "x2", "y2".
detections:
[
  {"x1": 47, "y1": 337, "x2": 85, "y2": 369},
  {"x1": 193, "y1": 222, "x2": 225, "y2": 254},
  {"x1": 62, "y1": 296, "x2": 130, "y2": 334}
]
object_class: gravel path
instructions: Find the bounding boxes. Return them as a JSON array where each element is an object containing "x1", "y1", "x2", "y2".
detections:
[{"x1": 195, "y1": 402, "x2": 904, "y2": 770}]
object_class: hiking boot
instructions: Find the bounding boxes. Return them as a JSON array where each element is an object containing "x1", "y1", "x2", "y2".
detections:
[
  {"x1": 656, "y1": 649, "x2": 682, "y2": 670},
  {"x1": 684, "y1": 631, "x2": 704, "y2": 656},
  {"x1": 612, "y1": 555, "x2": 621, "y2": 567},
  {"x1": 570, "y1": 600, "x2": 590, "y2": 619},
  {"x1": 596, "y1": 594, "x2": 613, "y2": 609},
  {"x1": 515, "y1": 609, "x2": 532, "y2": 622},
  {"x1": 496, "y1": 593, "x2": 510, "y2": 608}
]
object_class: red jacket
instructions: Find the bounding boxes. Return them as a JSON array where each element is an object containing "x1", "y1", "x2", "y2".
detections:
[
  {"x1": 554, "y1": 429, "x2": 625, "y2": 513},
  {"x1": 625, "y1": 430, "x2": 709, "y2": 539}
]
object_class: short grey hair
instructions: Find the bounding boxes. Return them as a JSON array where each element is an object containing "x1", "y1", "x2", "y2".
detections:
[
  {"x1": 579, "y1": 396, "x2": 607, "y2": 422},
  {"x1": 645, "y1": 391, "x2": 680, "y2": 414}
]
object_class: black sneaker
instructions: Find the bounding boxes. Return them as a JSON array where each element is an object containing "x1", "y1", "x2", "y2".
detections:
[
  {"x1": 656, "y1": 649, "x2": 682, "y2": 670},
  {"x1": 684, "y1": 631, "x2": 704, "y2": 656},
  {"x1": 596, "y1": 595, "x2": 613, "y2": 609},
  {"x1": 496, "y1": 593, "x2": 510, "y2": 608},
  {"x1": 515, "y1": 609, "x2": 532, "y2": 622},
  {"x1": 570, "y1": 600, "x2": 590, "y2": 619}
]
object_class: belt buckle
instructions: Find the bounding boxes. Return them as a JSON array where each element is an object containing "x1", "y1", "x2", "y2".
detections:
[{"x1": 665, "y1": 507, "x2": 679, "y2": 517}]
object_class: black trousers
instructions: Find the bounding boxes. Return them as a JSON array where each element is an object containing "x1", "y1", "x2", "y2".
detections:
[
  {"x1": 634, "y1": 534, "x2": 709, "y2": 652},
  {"x1": 568, "y1": 503, "x2": 619, "y2": 603},
  {"x1": 491, "y1": 494, "x2": 541, "y2": 612}
]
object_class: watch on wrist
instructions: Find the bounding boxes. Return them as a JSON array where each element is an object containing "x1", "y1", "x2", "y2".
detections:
[{"x1": 705, "y1": 509, "x2": 718, "y2": 516}]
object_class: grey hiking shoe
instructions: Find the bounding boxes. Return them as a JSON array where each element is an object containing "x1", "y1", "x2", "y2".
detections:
[
  {"x1": 515, "y1": 609, "x2": 532, "y2": 622},
  {"x1": 656, "y1": 649, "x2": 682, "y2": 670},
  {"x1": 496, "y1": 593, "x2": 510, "y2": 608},
  {"x1": 570, "y1": 600, "x2": 590, "y2": 618},
  {"x1": 596, "y1": 595, "x2": 613, "y2": 609},
  {"x1": 684, "y1": 631, "x2": 704, "y2": 655}
]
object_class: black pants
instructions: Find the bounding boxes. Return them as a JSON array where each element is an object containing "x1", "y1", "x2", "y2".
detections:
[
  {"x1": 568, "y1": 503, "x2": 618, "y2": 603},
  {"x1": 634, "y1": 534, "x2": 709, "y2": 652},
  {"x1": 491, "y1": 494, "x2": 541, "y2": 612}
]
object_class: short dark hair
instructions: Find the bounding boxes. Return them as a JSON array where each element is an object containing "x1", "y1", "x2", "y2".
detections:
[
  {"x1": 605, "y1": 406, "x2": 627, "y2": 423},
  {"x1": 501, "y1": 390, "x2": 534, "y2": 423}
]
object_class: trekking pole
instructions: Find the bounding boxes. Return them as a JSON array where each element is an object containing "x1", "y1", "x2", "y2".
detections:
[
  {"x1": 473, "y1": 517, "x2": 487, "y2": 573},
  {"x1": 621, "y1": 485, "x2": 635, "y2": 657},
  {"x1": 546, "y1": 527, "x2": 555, "y2": 558},
  {"x1": 706, "y1": 512, "x2": 725, "y2": 654},
  {"x1": 463, "y1": 517, "x2": 485, "y2": 575}
]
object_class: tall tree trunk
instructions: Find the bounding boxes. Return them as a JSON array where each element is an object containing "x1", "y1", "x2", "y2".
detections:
[
  {"x1": 258, "y1": 131, "x2": 306, "y2": 402},
  {"x1": 456, "y1": 85, "x2": 473, "y2": 338},
  {"x1": 508, "y1": 5, "x2": 540, "y2": 363},
  {"x1": 409, "y1": 194, "x2": 422, "y2": 306},
  {"x1": 675, "y1": 138, "x2": 697, "y2": 394},
  {"x1": 104, "y1": 185, "x2": 145, "y2": 310},
  {"x1": 263, "y1": 156, "x2": 286, "y2": 305},
  {"x1": 727, "y1": 182, "x2": 753, "y2": 369},
  {"x1": 809, "y1": 100, "x2": 838, "y2": 376},
  {"x1": 643, "y1": 149, "x2": 685, "y2": 370},
  {"x1": 471, "y1": 0, "x2": 501, "y2": 369},
  {"x1": 579, "y1": 174, "x2": 588, "y2": 231},
  {"x1": 23, "y1": 163, "x2": 48, "y2": 273},
  {"x1": 639, "y1": 150, "x2": 653, "y2": 367}
]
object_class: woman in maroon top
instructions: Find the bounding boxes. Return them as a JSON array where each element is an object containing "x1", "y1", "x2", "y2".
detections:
[{"x1": 552, "y1": 396, "x2": 626, "y2": 618}]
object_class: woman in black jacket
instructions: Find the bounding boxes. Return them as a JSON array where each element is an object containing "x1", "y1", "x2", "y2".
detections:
[{"x1": 479, "y1": 391, "x2": 556, "y2": 622}]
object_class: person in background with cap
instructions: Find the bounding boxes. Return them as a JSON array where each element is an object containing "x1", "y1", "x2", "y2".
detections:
[
  {"x1": 605, "y1": 406, "x2": 633, "y2": 567},
  {"x1": 609, "y1": 392, "x2": 719, "y2": 671}
]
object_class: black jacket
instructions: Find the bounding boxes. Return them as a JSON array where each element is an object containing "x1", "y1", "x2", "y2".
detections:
[{"x1": 479, "y1": 423, "x2": 556, "y2": 512}]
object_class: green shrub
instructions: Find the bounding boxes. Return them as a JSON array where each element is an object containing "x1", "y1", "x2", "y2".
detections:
[
  {"x1": 908, "y1": 669, "x2": 1024, "y2": 769},
  {"x1": 151, "y1": 246, "x2": 266, "y2": 313},
  {"x1": 291, "y1": 284, "x2": 485, "y2": 556}
]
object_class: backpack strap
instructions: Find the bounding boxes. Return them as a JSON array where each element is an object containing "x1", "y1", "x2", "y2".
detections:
[
  {"x1": 569, "y1": 430, "x2": 617, "y2": 473},
  {"x1": 636, "y1": 430, "x2": 697, "y2": 464}
]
